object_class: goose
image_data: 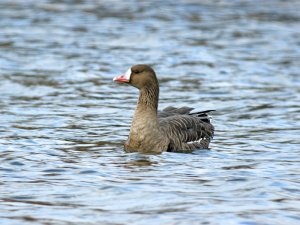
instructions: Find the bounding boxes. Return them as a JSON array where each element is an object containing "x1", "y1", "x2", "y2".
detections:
[{"x1": 113, "y1": 64, "x2": 214, "y2": 153}]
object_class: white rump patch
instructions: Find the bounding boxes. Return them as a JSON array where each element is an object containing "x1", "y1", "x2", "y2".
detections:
[{"x1": 187, "y1": 138, "x2": 207, "y2": 144}]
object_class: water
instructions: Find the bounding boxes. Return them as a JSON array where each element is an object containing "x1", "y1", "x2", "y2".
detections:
[{"x1": 1, "y1": 0, "x2": 300, "y2": 224}]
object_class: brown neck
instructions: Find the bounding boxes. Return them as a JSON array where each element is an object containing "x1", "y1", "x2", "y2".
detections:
[
  {"x1": 136, "y1": 83, "x2": 159, "y2": 113},
  {"x1": 129, "y1": 80, "x2": 160, "y2": 142}
]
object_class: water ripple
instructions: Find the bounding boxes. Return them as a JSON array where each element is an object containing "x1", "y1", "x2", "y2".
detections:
[{"x1": 1, "y1": 0, "x2": 300, "y2": 224}]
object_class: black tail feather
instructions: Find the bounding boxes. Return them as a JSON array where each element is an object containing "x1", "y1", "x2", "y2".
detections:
[{"x1": 189, "y1": 110, "x2": 215, "y2": 123}]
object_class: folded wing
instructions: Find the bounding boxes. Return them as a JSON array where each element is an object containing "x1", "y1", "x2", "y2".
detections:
[{"x1": 158, "y1": 107, "x2": 214, "y2": 152}]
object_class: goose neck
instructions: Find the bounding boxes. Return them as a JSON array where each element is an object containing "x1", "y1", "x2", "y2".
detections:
[{"x1": 137, "y1": 84, "x2": 159, "y2": 112}]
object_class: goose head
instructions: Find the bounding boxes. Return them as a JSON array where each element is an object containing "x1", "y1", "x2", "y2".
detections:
[{"x1": 113, "y1": 64, "x2": 158, "y2": 90}]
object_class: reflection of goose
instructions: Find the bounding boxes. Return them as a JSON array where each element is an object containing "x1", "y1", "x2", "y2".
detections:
[{"x1": 114, "y1": 64, "x2": 214, "y2": 153}]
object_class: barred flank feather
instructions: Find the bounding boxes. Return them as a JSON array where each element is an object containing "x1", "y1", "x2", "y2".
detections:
[{"x1": 159, "y1": 107, "x2": 214, "y2": 152}]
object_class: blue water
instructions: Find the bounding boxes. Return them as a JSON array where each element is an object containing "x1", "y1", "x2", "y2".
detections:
[{"x1": 1, "y1": 0, "x2": 300, "y2": 224}]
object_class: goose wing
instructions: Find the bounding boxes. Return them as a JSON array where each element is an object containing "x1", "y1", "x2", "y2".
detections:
[{"x1": 158, "y1": 107, "x2": 214, "y2": 152}]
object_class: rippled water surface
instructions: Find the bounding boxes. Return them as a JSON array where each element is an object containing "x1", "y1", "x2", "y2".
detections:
[{"x1": 1, "y1": 0, "x2": 300, "y2": 224}]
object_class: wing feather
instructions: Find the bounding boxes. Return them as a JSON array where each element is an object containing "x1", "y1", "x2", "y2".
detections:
[{"x1": 158, "y1": 107, "x2": 214, "y2": 152}]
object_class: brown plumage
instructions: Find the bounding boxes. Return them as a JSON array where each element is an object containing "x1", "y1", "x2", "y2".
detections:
[{"x1": 113, "y1": 64, "x2": 214, "y2": 153}]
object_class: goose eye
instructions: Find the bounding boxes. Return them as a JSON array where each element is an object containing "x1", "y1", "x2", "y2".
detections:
[{"x1": 133, "y1": 70, "x2": 141, "y2": 74}]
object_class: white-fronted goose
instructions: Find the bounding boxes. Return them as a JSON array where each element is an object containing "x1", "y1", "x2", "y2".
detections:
[{"x1": 113, "y1": 64, "x2": 214, "y2": 153}]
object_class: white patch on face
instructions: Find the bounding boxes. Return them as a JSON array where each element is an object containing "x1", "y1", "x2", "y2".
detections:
[{"x1": 124, "y1": 68, "x2": 132, "y2": 81}]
